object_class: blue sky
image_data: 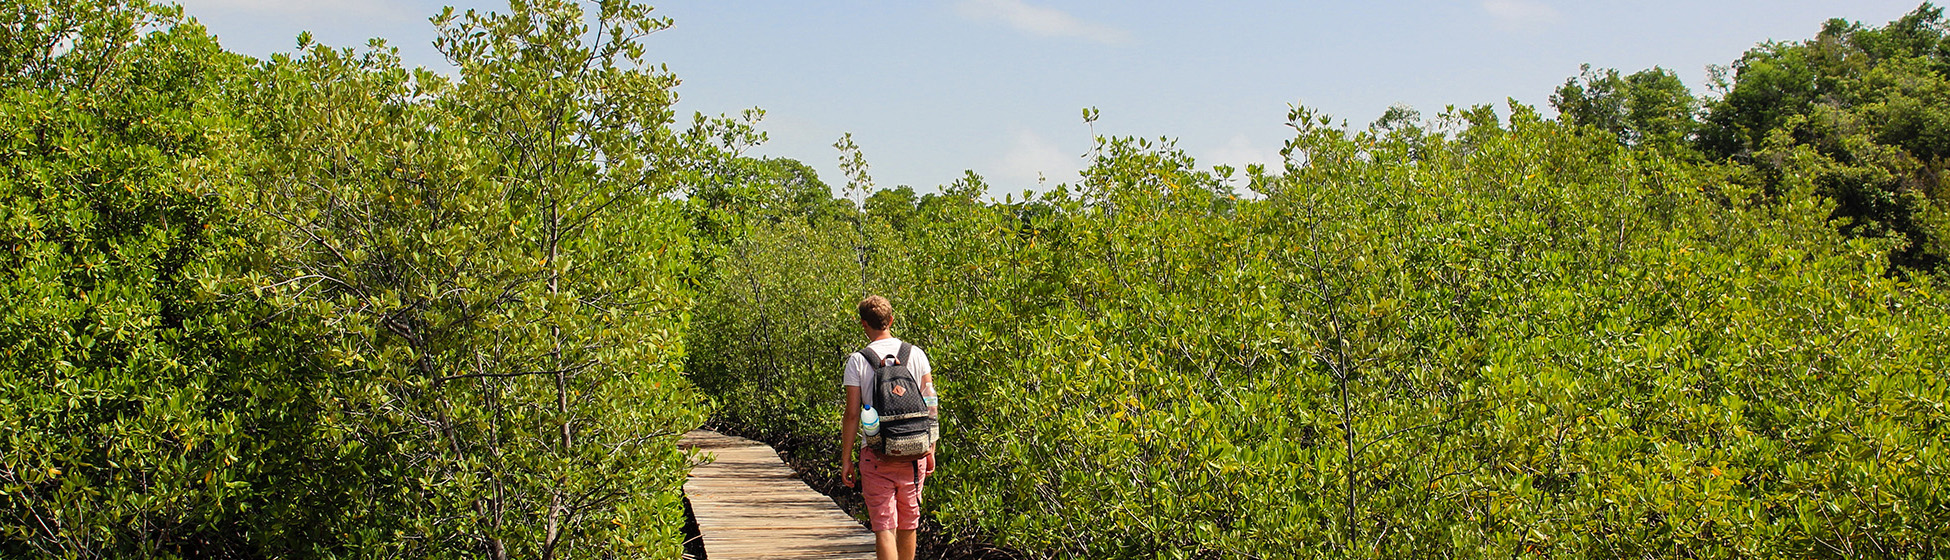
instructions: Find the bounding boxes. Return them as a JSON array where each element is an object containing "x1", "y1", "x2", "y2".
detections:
[{"x1": 176, "y1": 0, "x2": 1926, "y2": 196}]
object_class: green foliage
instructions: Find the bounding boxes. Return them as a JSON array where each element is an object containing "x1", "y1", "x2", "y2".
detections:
[
  {"x1": 864, "y1": 186, "x2": 921, "y2": 230},
  {"x1": 684, "y1": 152, "x2": 850, "y2": 244},
  {"x1": 685, "y1": 215, "x2": 900, "y2": 444},
  {"x1": 5, "y1": 0, "x2": 712, "y2": 557},
  {"x1": 0, "y1": 1, "x2": 348, "y2": 557},
  {"x1": 9, "y1": 1, "x2": 1950, "y2": 558},
  {"x1": 684, "y1": 131, "x2": 908, "y2": 455},
  {"x1": 230, "y1": 1, "x2": 707, "y2": 557},
  {"x1": 689, "y1": 102, "x2": 1950, "y2": 558},
  {"x1": 1559, "y1": 4, "x2": 1950, "y2": 275},
  {"x1": 1697, "y1": 3, "x2": 1950, "y2": 273},
  {"x1": 1552, "y1": 64, "x2": 1700, "y2": 154}
]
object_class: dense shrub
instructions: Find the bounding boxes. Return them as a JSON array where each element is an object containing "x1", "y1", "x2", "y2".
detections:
[
  {"x1": 688, "y1": 104, "x2": 1950, "y2": 558},
  {"x1": 3, "y1": 1, "x2": 712, "y2": 557},
  {"x1": 0, "y1": 2, "x2": 348, "y2": 556},
  {"x1": 228, "y1": 1, "x2": 711, "y2": 557},
  {"x1": 1568, "y1": 4, "x2": 1950, "y2": 274}
]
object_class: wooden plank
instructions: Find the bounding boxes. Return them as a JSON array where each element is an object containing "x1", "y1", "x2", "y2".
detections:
[{"x1": 682, "y1": 430, "x2": 878, "y2": 560}]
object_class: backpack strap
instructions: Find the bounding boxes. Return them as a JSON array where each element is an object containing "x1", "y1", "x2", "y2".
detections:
[
  {"x1": 856, "y1": 347, "x2": 882, "y2": 409},
  {"x1": 856, "y1": 348, "x2": 884, "y2": 371},
  {"x1": 896, "y1": 342, "x2": 913, "y2": 367}
]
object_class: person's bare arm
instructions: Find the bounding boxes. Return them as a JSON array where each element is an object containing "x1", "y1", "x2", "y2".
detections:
[
  {"x1": 840, "y1": 385, "x2": 861, "y2": 485},
  {"x1": 842, "y1": 385, "x2": 861, "y2": 448}
]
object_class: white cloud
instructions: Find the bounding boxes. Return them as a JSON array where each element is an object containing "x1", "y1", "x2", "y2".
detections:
[
  {"x1": 1200, "y1": 134, "x2": 1283, "y2": 175},
  {"x1": 997, "y1": 129, "x2": 1082, "y2": 187},
  {"x1": 955, "y1": 0, "x2": 1132, "y2": 45},
  {"x1": 175, "y1": 0, "x2": 413, "y2": 23},
  {"x1": 1481, "y1": 0, "x2": 1561, "y2": 31}
]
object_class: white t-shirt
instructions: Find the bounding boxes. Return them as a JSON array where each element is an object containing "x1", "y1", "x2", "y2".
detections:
[{"x1": 843, "y1": 337, "x2": 933, "y2": 408}]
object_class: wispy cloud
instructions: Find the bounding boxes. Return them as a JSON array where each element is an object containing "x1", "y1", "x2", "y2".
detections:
[
  {"x1": 1481, "y1": 0, "x2": 1561, "y2": 31},
  {"x1": 997, "y1": 128, "x2": 1082, "y2": 187},
  {"x1": 956, "y1": 0, "x2": 1132, "y2": 45},
  {"x1": 176, "y1": 0, "x2": 414, "y2": 23}
]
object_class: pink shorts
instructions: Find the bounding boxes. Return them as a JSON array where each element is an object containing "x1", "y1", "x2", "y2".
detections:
[{"x1": 860, "y1": 448, "x2": 931, "y2": 531}]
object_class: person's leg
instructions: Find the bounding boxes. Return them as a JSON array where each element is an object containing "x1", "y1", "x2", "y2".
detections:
[
  {"x1": 893, "y1": 459, "x2": 925, "y2": 560},
  {"x1": 896, "y1": 529, "x2": 917, "y2": 560},
  {"x1": 875, "y1": 530, "x2": 899, "y2": 560},
  {"x1": 861, "y1": 450, "x2": 901, "y2": 560}
]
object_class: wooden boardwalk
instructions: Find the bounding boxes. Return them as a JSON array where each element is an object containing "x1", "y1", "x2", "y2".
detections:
[{"x1": 681, "y1": 429, "x2": 878, "y2": 560}]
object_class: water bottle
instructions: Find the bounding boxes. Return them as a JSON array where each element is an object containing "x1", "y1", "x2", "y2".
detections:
[{"x1": 860, "y1": 404, "x2": 880, "y2": 437}]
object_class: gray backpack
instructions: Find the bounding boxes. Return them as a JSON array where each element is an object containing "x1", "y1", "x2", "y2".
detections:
[{"x1": 858, "y1": 343, "x2": 938, "y2": 460}]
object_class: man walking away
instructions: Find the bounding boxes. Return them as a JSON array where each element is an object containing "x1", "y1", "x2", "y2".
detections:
[{"x1": 839, "y1": 295, "x2": 939, "y2": 560}]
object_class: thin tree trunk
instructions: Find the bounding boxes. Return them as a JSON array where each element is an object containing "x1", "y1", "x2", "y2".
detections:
[{"x1": 544, "y1": 186, "x2": 568, "y2": 560}]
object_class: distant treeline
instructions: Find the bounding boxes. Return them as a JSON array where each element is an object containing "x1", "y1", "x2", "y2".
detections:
[{"x1": 1554, "y1": 4, "x2": 1950, "y2": 273}]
